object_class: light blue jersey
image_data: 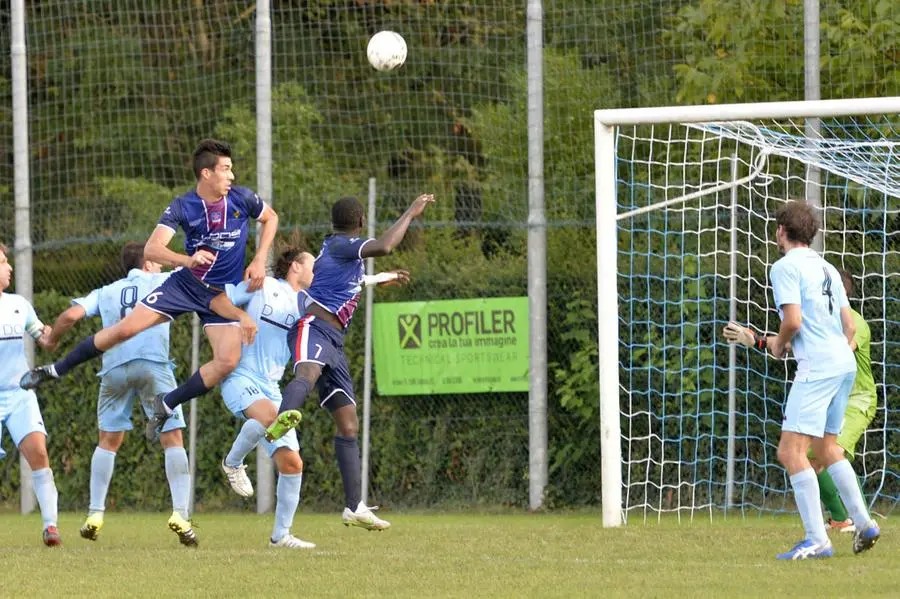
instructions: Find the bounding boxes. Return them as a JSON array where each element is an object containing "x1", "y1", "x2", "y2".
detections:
[
  {"x1": 0, "y1": 293, "x2": 44, "y2": 395},
  {"x1": 770, "y1": 247, "x2": 855, "y2": 381},
  {"x1": 226, "y1": 277, "x2": 302, "y2": 382},
  {"x1": 73, "y1": 269, "x2": 171, "y2": 375}
]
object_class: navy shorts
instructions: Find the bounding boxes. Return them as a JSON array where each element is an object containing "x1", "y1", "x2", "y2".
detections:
[
  {"x1": 139, "y1": 268, "x2": 236, "y2": 326},
  {"x1": 288, "y1": 315, "x2": 355, "y2": 411}
]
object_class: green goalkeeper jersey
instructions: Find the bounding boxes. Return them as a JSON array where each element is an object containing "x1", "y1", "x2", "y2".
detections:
[{"x1": 848, "y1": 308, "x2": 877, "y2": 412}]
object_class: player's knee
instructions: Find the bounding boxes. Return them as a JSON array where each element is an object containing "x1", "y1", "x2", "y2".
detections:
[
  {"x1": 19, "y1": 434, "x2": 49, "y2": 469},
  {"x1": 776, "y1": 443, "x2": 794, "y2": 468},
  {"x1": 338, "y1": 421, "x2": 359, "y2": 439},
  {"x1": 159, "y1": 429, "x2": 184, "y2": 449},
  {"x1": 275, "y1": 450, "x2": 303, "y2": 475},
  {"x1": 98, "y1": 432, "x2": 125, "y2": 452},
  {"x1": 214, "y1": 351, "x2": 241, "y2": 374}
]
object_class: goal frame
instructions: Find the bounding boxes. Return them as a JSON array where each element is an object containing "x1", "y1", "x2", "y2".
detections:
[{"x1": 594, "y1": 96, "x2": 900, "y2": 528}]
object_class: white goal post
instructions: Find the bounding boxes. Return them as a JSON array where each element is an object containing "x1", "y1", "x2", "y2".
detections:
[{"x1": 595, "y1": 96, "x2": 900, "y2": 528}]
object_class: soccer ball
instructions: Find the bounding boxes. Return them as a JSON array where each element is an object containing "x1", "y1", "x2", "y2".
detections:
[{"x1": 366, "y1": 31, "x2": 407, "y2": 72}]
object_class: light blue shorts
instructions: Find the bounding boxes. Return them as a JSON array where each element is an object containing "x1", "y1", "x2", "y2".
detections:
[
  {"x1": 221, "y1": 370, "x2": 298, "y2": 458},
  {"x1": 0, "y1": 388, "x2": 47, "y2": 460},
  {"x1": 98, "y1": 360, "x2": 184, "y2": 433},
  {"x1": 783, "y1": 371, "x2": 855, "y2": 437}
]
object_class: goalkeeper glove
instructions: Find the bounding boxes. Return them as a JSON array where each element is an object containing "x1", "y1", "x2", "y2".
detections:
[{"x1": 723, "y1": 321, "x2": 767, "y2": 351}]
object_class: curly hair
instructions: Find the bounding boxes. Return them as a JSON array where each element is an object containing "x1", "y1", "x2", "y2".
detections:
[
  {"x1": 775, "y1": 200, "x2": 819, "y2": 246},
  {"x1": 273, "y1": 247, "x2": 306, "y2": 280}
]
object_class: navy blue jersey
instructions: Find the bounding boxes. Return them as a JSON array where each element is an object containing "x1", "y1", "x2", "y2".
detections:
[
  {"x1": 302, "y1": 234, "x2": 374, "y2": 329},
  {"x1": 158, "y1": 186, "x2": 266, "y2": 286}
]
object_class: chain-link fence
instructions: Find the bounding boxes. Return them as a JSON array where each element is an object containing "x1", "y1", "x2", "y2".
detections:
[{"x1": 0, "y1": 0, "x2": 897, "y2": 512}]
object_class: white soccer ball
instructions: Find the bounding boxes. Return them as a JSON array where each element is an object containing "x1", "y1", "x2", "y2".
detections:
[{"x1": 367, "y1": 31, "x2": 407, "y2": 72}]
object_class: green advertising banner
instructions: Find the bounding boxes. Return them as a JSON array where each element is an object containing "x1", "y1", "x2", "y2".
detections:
[{"x1": 373, "y1": 297, "x2": 529, "y2": 395}]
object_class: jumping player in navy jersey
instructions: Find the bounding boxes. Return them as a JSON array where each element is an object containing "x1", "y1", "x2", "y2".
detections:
[
  {"x1": 265, "y1": 193, "x2": 433, "y2": 530},
  {"x1": 21, "y1": 140, "x2": 278, "y2": 440}
]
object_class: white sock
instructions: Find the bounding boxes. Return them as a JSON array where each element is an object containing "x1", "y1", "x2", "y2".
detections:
[
  {"x1": 789, "y1": 468, "x2": 828, "y2": 546},
  {"x1": 165, "y1": 447, "x2": 191, "y2": 520},
  {"x1": 272, "y1": 473, "x2": 302, "y2": 542},
  {"x1": 89, "y1": 447, "x2": 116, "y2": 514},
  {"x1": 827, "y1": 459, "x2": 871, "y2": 527},
  {"x1": 225, "y1": 420, "x2": 267, "y2": 468},
  {"x1": 31, "y1": 468, "x2": 58, "y2": 529}
]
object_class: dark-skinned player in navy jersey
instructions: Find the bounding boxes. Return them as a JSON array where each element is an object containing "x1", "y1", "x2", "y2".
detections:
[
  {"x1": 266, "y1": 193, "x2": 434, "y2": 530},
  {"x1": 21, "y1": 141, "x2": 278, "y2": 457}
]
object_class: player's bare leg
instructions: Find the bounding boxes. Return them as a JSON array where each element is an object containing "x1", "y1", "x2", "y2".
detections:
[
  {"x1": 222, "y1": 399, "x2": 278, "y2": 497},
  {"x1": 269, "y1": 447, "x2": 315, "y2": 549},
  {"x1": 19, "y1": 432, "x2": 61, "y2": 546},
  {"x1": 147, "y1": 323, "x2": 242, "y2": 439},
  {"x1": 20, "y1": 305, "x2": 168, "y2": 389}
]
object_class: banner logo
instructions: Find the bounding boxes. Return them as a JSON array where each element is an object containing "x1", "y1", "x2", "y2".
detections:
[{"x1": 398, "y1": 314, "x2": 422, "y2": 349}]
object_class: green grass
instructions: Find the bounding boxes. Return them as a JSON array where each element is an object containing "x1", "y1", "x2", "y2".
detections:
[{"x1": 0, "y1": 512, "x2": 894, "y2": 598}]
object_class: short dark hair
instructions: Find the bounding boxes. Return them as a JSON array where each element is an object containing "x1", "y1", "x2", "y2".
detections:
[
  {"x1": 839, "y1": 269, "x2": 855, "y2": 297},
  {"x1": 192, "y1": 139, "x2": 232, "y2": 179},
  {"x1": 0, "y1": 241, "x2": 8, "y2": 255},
  {"x1": 273, "y1": 247, "x2": 305, "y2": 280},
  {"x1": 775, "y1": 200, "x2": 819, "y2": 246},
  {"x1": 332, "y1": 197, "x2": 364, "y2": 231},
  {"x1": 121, "y1": 242, "x2": 145, "y2": 271}
]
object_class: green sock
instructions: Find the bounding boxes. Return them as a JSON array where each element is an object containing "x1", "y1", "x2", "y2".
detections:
[{"x1": 817, "y1": 469, "x2": 849, "y2": 522}]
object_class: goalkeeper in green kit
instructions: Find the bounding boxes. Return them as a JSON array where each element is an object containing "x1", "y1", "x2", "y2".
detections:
[{"x1": 723, "y1": 268, "x2": 877, "y2": 533}]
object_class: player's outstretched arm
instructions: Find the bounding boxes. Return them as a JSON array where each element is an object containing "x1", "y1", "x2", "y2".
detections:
[
  {"x1": 363, "y1": 269, "x2": 411, "y2": 288},
  {"x1": 45, "y1": 304, "x2": 88, "y2": 352},
  {"x1": 245, "y1": 206, "x2": 279, "y2": 292},
  {"x1": 362, "y1": 194, "x2": 435, "y2": 258},
  {"x1": 722, "y1": 321, "x2": 766, "y2": 350}
]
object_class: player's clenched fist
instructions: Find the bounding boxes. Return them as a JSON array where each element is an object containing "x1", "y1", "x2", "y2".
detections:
[{"x1": 188, "y1": 249, "x2": 216, "y2": 268}]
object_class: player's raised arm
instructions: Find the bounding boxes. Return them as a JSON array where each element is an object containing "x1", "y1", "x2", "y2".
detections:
[
  {"x1": 361, "y1": 193, "x2": 434, "y2": 258},
  {"x1": 245, "y1": 203, "x2": 279, "y2": 292}
]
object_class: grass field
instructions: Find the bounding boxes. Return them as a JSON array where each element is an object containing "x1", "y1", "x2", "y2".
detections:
[{"x1": 0, "y1": 511, "x2": 894, "y2": 598}]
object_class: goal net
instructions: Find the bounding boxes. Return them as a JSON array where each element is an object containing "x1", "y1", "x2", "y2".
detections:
[{"x1": 594, "y1": 98, "x2": 900, "y2": 525}]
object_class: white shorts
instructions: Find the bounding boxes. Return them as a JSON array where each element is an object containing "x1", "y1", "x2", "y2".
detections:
[
  {"x1": 98, "y1": 360, "x2": 185, "y2": 433},
  {"x1": 221, "y1": 371, "x2": 298, "y2": 458},
  {"x1": 782, "y1": 371, "x2": 855, "y2": 437},
  {"x1": 0, "y1": 388, "x2": 47, "y2": 460}
]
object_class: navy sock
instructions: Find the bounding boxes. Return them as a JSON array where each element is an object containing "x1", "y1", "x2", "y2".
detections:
[
  {"x1": 334, "y1": 436, "x2": 362, "y2": 510},
  {"x1": 164, "y1": 371, "x2": 211, "y2": 410},
  {"x1": 54, "y1": 335, "x2": 103, "y2": 376},
  {"x1": 279, "y1": 377, "x2": 313, "y2": 414}
]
